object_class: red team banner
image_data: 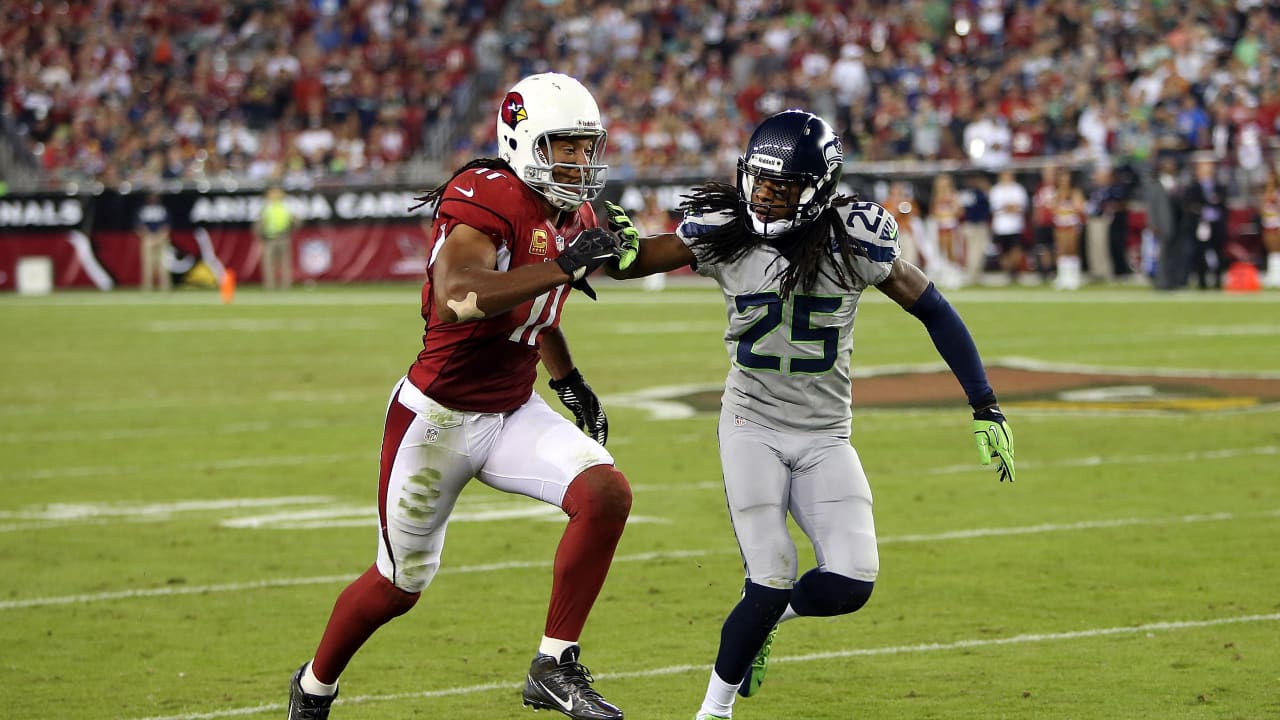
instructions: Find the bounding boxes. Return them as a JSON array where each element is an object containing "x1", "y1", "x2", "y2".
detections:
[
  {"x1": 0, "y1": 189, "x2": 432, "y2": 290},
  {"x1": 0, "y1": 224, "x2": 437, "y2": 290}
]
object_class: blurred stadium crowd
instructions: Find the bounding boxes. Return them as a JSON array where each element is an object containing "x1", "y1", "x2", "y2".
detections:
[
  {"x1": 3, "y1": 0, "x2": 1280, "y2": 289},
  {"x1": 2, "y1": 0, "x2": 1278, "y2": 189}
]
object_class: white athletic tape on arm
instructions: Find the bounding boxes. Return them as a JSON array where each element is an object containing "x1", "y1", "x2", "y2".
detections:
[{"x1": 447, "y1": 291, "x2": 485, "y2": 321}]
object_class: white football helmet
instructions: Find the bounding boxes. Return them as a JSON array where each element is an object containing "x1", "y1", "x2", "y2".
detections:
[{"x1": 496, "y1": 72, "x2": 608, "y2": 211}]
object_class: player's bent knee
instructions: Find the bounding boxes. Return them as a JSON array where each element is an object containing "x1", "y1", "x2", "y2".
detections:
[
  {"x1": 790, "y1": 569, "x2": 874, "y2": 617},
  {"x1": 564, "y1": 464, "x2": 632, "y2": 521},
  {"x1": 388, "y1": 564, "x2": 437, "y2": 595}
]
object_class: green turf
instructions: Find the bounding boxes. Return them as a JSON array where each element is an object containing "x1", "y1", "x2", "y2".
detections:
[{"x1": 1, "y1": 282, "x2": 1278, "y2": 719}]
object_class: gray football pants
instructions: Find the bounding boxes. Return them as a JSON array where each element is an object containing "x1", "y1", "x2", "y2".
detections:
[{"x1": 717, "y1": 410, "x2": 879, "y2": 589}]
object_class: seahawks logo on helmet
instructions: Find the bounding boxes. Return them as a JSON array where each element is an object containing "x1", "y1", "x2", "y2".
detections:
[
  {"x1": 501, "y1": 92, "x2": 528, "y2": 130},
  {"x1": 822, "y1": 135, "x2": 842, "y2": 178}
]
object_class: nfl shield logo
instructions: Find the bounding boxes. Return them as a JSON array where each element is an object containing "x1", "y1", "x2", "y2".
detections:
[{"x1": 424, "y1": 428, "x2": 440, "y2": 443}]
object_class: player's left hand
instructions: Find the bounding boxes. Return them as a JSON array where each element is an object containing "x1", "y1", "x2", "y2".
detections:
[
  {"x1": 602, "y1": 201, "x2": 640, "y2": 271},
  {"x1": 550, "y1": 368, "x2": 608, "y2": 445},
  {"x1": 973, "y1": 406, "x2": 1015, "y2": 482}
]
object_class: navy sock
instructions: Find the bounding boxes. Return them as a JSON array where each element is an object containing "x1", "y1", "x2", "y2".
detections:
[
  {"x1": 713, "y1": 581, "x2": 790, "y2": 684},
  {"x1": 789, "y1": 569, "x2": 874, "y2": 617}
]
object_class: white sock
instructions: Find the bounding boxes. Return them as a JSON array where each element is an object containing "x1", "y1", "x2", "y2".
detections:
[
  {"x1": 300, "y1": 661, "x2": 338, "y2": 696},
  {"x1": 1059, "y1": 255, "x2": 1081, "y2": 289},
  {"x1": 1268, "y1": 253, "x2": 1280, "y2": 281},
  {"x1": 538, "y1": 636, "x2": 578, "y2": 661},
  {"x1": 699, "y1": 670, "x2": 739, "y2": 717}
]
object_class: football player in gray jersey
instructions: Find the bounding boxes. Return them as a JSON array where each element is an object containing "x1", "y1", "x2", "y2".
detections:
[{"x1": 604, "y1": 109, "x2": 1016, "y2": 720}]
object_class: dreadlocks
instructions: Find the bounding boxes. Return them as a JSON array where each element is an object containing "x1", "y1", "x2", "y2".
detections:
[
  {"x1": 409, "y1": 158, "x2": 515, "y2": 214},
  {"x1": 678, "y1": 183, "x2": 868, "y2": 299}
]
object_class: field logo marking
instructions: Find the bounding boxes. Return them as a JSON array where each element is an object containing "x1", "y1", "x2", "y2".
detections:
[{"x1": 605, "y1": 359, "x2": 1280, "y2": 418}]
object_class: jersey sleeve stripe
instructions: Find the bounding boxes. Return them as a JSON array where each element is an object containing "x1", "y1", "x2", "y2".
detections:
[{"x1": 855, "y1": 240, "x2": 898, "y2": 263}]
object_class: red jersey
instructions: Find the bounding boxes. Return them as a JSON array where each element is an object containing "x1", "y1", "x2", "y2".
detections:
[{"x1": 407, "y1": 167, "x2": 598, "y2": 413}]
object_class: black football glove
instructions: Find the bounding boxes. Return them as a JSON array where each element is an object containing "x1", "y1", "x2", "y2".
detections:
[
  {"x1": 556, "y1": 227, "x2": 621, "y2": 301},
  {"x1": 973, "y1": 404, "x2": 1016, "y2": 482},
  {"x1": 549, "y1": 368, "x2": 608, "y2": 445},
  {"x1": 556, "y1": 227, "x2": 622, "y2": 282}
]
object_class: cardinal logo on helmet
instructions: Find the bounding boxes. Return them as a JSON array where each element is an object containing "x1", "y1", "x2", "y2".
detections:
[{"x1": 501, "y1": 92, "x2": 528, "y2": 130}]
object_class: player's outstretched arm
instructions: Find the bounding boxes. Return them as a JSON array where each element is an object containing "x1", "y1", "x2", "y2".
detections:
[
  {"x1": 599, "y1": 201, "x2": 696, "y2": 280},
  {"x1": 877, "y1": 259, "x2": 1016, "y2": 482},
  {"x1": 433, "y1": 224, "x2": 619, "y2": 323}
]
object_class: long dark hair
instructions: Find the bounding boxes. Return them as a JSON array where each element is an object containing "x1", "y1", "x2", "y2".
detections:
[
  {"x1": 678, "y1": 182, "x2": 866, "y2": 298},
  {"x1": 409, "y1": 158, "x2": 514, "y2": 215}
]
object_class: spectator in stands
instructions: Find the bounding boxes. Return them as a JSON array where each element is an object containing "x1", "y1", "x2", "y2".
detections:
[
  {"x1": 634, "y1": 189, "x2": 674, "y2": 291},
  {"x1": 254, "y1": 185, "x2": 296, "y2": 290},
  {"x1": 1106, "y1": 165, "x2": 1137, "y2": 282},
  {"x1": 930, "y1": 174, "x2": 965, "y2": 275},
  {"x1": 963, "y1": 102, "x2": 1012, "y2": 172},
  {"x1": 1180, "y1": 156, "x2": 1228, "y2": 290},
  {"x1": 1085, "y1": 164, "x2": 1136, "y2": 283},
  {"x1": 1085, "y1": 165, "x2": 1117, "y2": 282},
  {"x1": 1145, "y1": 155, "x2": 1184, "y2": 291},
  {"x1": 136, "y1": 192, "x2": 171, "y2": 292},
  {"x1": 1051, "y1": 168, "x2": 1087, "y2": 290},
  {"x1": 1260, "y1": 169, "x2": 1280, "y2": 289},
  {"x1": 989, "y1": 168, "x2": 1029, "y2": 284},
  {"x1": 1030, "y1": 165, "x2": 1058, "y2": 282},
  {"x1": 960, "y1": 173, "x2": 994, "y2": 285}
]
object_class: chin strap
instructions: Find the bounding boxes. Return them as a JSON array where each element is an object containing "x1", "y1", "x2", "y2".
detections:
[{"x1": 749, "y1": 214, "x2": 798, "y2": 237}]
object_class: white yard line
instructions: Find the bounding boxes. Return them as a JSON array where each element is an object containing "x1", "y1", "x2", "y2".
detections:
[
  {"x1": 130, "y1": 610, "x2": 1280, "y2": 720},
  {"x1": 4, "y1": 508, "x2": 1275, "y2": 612},
  {"x1": 0, "y1": 417, "x2": 362, "y2": 445},
  {"x1": 1, "y1": 452, "x2": 365, "y2": 482},
  {"x1": 0, "y1": 391, "x2": 372, "y2": 417}
]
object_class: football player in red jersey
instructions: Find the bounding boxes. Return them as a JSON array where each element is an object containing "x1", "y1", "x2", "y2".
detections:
[{"x1": 287, "y1": 73, "x2": 631, "y2": 720}]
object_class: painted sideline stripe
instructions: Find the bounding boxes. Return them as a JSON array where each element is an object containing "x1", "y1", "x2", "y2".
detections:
[
  {"x1": 4, "y1": 509, "x2": 1275, "y2": 612},
  {"x1": 131, "y1": 611, "x2": 1280, "y2": 720}
]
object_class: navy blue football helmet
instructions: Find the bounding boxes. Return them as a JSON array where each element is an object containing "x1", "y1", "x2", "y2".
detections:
[{"x1": 737, "y1": 109, "x2": 844, "y2": 238}]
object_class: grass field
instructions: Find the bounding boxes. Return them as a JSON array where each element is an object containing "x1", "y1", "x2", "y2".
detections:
[{"x1": 2, "y1": 281, "x2": 1278, "y2": 720}]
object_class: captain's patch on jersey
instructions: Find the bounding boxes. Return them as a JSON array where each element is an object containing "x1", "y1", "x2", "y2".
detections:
[
  {"x1": 530, "y1": 228, "x2": 549, "y2": 255},
  {"x1": 605, "y1": 361, "x2": 1280, "y2": 419}
]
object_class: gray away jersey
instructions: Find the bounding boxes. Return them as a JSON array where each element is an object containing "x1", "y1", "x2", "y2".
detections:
[{"x1": 678, "y1": 205, "x2": 901, "y2": 435}]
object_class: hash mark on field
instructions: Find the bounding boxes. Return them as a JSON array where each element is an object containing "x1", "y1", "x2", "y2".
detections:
[
  {"x1": 4, "y1": 509, "x2": 1277, "y2": 611},
  {"x1": 132, "y1": 611, "x2": 1280, "y2": 720}
]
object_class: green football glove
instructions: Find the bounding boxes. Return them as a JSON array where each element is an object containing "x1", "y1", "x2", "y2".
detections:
[
  {"x1": 973, "y1": 406, "x2": 1016, "y2": 482},
  {"x1": 602, "y1": 200, "x2": 640, "y2": 271}
]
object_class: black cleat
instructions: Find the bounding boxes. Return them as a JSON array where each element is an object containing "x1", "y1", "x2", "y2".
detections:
[
  {"x1": 522, "y1": 646, "x2": 624, "y2": 719},
  {"x1": 288, "y1": 663, "x2": 337, "y2": 719}
]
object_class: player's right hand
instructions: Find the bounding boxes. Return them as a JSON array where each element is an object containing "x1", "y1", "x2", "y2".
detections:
[
  {"x1": 973, "y1": 406, "x2": 1015, "y2": 482},
  {"x1": 549, "y1": 368, "x2": 608, "y2": 445},
  {"x1": 603, "y1": 201, "x2": 640, "y2": 271},
  {"x1": 555, "y1": 228, "x2": 622, "y2": 282}
]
